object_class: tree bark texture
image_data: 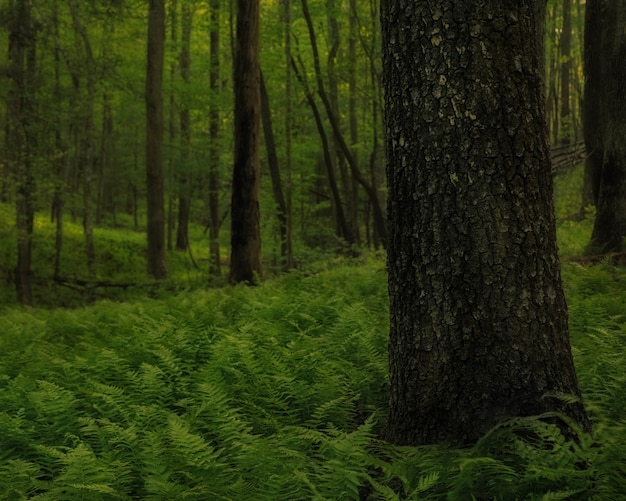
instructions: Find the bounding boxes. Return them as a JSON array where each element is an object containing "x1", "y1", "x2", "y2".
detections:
[
  {"x1": 146, "y1": 0, "x2": 168, "y2": 279},
  {"x1": 382, "y1": 0, "x2": 588, "y2": 445},
  {"x1": 230, "y1": 0, "x2": 262, "y2": 284},
  {"x1": 590, "y1": 0, "x2": 626, "y2": 253}
]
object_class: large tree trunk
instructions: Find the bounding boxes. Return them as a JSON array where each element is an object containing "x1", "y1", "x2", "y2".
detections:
[
  {"x1": 589, "y1": 0, "x2": 626, "y2": 253},
  {"x1": 230, "y1": 0, "x2": 262, "y2": 284},
  {"x1": 146, "y1": 0, "x2": 168, "y2": 279},
  {"x1": 382, "y1": 0, "x2": 589, "y2": 445}
]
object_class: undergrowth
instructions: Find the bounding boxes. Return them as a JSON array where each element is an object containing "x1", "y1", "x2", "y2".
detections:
[
  {"x1": 2, "y1": 167, "x2": 625, "y2": 499},
  {"x1": 1, "y1": 258, "x2": 626, "y2": 499}
]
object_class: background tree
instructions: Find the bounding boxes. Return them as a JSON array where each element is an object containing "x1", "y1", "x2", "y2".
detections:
[
  {"x1": 582, "y1": 0, "x2": 603, "y2": 209},
  {"x1": 559, "y1": 0, "x2": 572, "y2": 145},
  {"x1": 230, "y1": 0, "x2": 261, "y2": 284},
  {"x1": 208, "y1": 0, "x2": 222, "y2": 277},
  {"x1": 589, "y1": 0, "x2": 626, "y2": 253},
  {"x1": 382, "y1": 0, "x2": 589, "y2": 445},
  {"x1": 7, "y1": 0, "x2": 36, "y2": 306},
  {"x1": 68, "y1": 0, "x2": 97, "y2": 288},
  {"x1": 545, "y1": 0, "x2": 584, "y2": 145},
  {"x1": 146, "y1": 0, "x2": 168, "y2": 279},
  {"x1": 175, "y1": 2, "x2": 193, "y2": 251}
]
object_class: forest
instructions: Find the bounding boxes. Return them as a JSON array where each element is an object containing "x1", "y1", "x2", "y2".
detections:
[{"x1": 2, "y1": 0, "x2": 626, "y2": 499}]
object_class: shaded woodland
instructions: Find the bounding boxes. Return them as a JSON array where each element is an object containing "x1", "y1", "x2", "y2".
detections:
[{"x1": 0, "y1": 0, "x2": 593, "y2": 307}]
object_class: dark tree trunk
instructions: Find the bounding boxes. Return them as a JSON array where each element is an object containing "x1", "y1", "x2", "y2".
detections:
[
  {"x1": 283, "y1": 0, "x2": 295, "y2": 267},
  {"x1": 292, "y1": 56, "x2": 353, "y2": 244},
  {"x1": 589, "y1": 0, "x2": 626, "y2": 253},
  {"x1": 382, "y1": 0, "x2": 589, "y2": 445},
  {"x1": 146, "y1": 0, "x2": 168, "y2": 279},
  {"x1": 51, "y1": 0, "x2": 67, "y2": 280},
  {"x1": 167, "y1": 0, "x2": 178, "y2": 252},
  {"x1": 230, "y1": 0, "x2": 262, "y2": 284},
  {"x1": 300, "y1": 0, "x2": 388, "y2": 247},
  {"x1": 8, "y1": 0, "x2": 35, "y2": 306},
  {"x1": 348, "y1": 0, "x2": 360, "y2": 244},
  {"x1": 69, "y1": 1, "x2": 97, "y2": 288},
  {"x1": 559, "y1": 0, "x2": 572, "y2": 145},
  {"x1": 176, "y1": 3, "x2": 193, "y2": 251},
  {"x1": 260, "y1": 70, "x2": 293, "y2": 271},
  {"x1": 582, "y1": 0, "x2": 604, "y2": 209},
  {"x1": 208, "y1": 0, "x2": 222, "y2": 277}
]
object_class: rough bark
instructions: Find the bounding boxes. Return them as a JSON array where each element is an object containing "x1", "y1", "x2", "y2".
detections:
[
  {"x1": 382, "y1": 0, "x2": 589, "y2": 445},
  {"x1": 230, "y1": 0, "x2": 262, "y2": 284},
  {"x1": 146, "y1": 0, "x2": 168, "y2": 279}
]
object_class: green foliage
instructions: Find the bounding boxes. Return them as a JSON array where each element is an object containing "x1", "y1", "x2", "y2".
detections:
[
  {"x1": 2, "y1": 251, "x2": 626, "y2": 499},
  {"x1": 0, "y1": 261, "x2": 391, "y2": 499}
]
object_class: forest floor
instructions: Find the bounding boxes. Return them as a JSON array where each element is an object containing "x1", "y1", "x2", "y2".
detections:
[{"x1": 1, "y1": 165, "x2": 625, "y2": 499}]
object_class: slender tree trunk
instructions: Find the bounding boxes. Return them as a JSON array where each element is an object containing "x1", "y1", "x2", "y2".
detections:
[
  {"x1": 582, "y1": 0, "x2": 603, "y2": 209},
  {"x1": 69, "y1": 0, "x2": 97, "y2": 287},
  {"x1": 176, "y1": 3, "x2": 193, "y2": 251},
  {"x1": 327, "y1": 0, "x2": 353, "y2": 241},
  {"x1": 382, "y1": 0, "x2": 589, "y2": 445},
  {"x1": 51, "y1": 0, "x2": 66, "y2": 280},
  {"x1": 8, "y1": 0, "x2": 35, "y2": 306},
  {"x1": 260, "y1": 70, "x2": 291, "y2": 270},
  {"x1": 546, "y1": 1, "x2": 559, "y2": 144},
  {"x1": 292, "y1": 56, "x2": 353, "y2": 244},
  {"x1": 348, "y1": 0, "x2": 360, "y2": 244},
  {"x1": 167, "y1": 0, "x2": 178, "y2": 252},
  {"x1": 559, "y1": 0, "x2": 572, "y2": 145},
  {"x1": 366, "y1": 0, "x2": 383, "y2": 248},
  {"x1": 300, "y1": 0, "x2": 387, "y2": 247},
  {"x1": 282, "y1": 0, "x2": 295, "y2": 268},
  {"x1": 97, "y1": 93, "x2": 115, "y2": 225},
  {"x1": 230, "y1": 0, "x2": 262, "y2": 284},
  {"x1": 589, "y1": 0, "x2": 626, "y2": 253},
  {"x1": 208, "y1": 0, "x2": 222, "y2": 277},
  {"x1": 146, "y1": 0, "x2": 168, "y2": 279}
]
